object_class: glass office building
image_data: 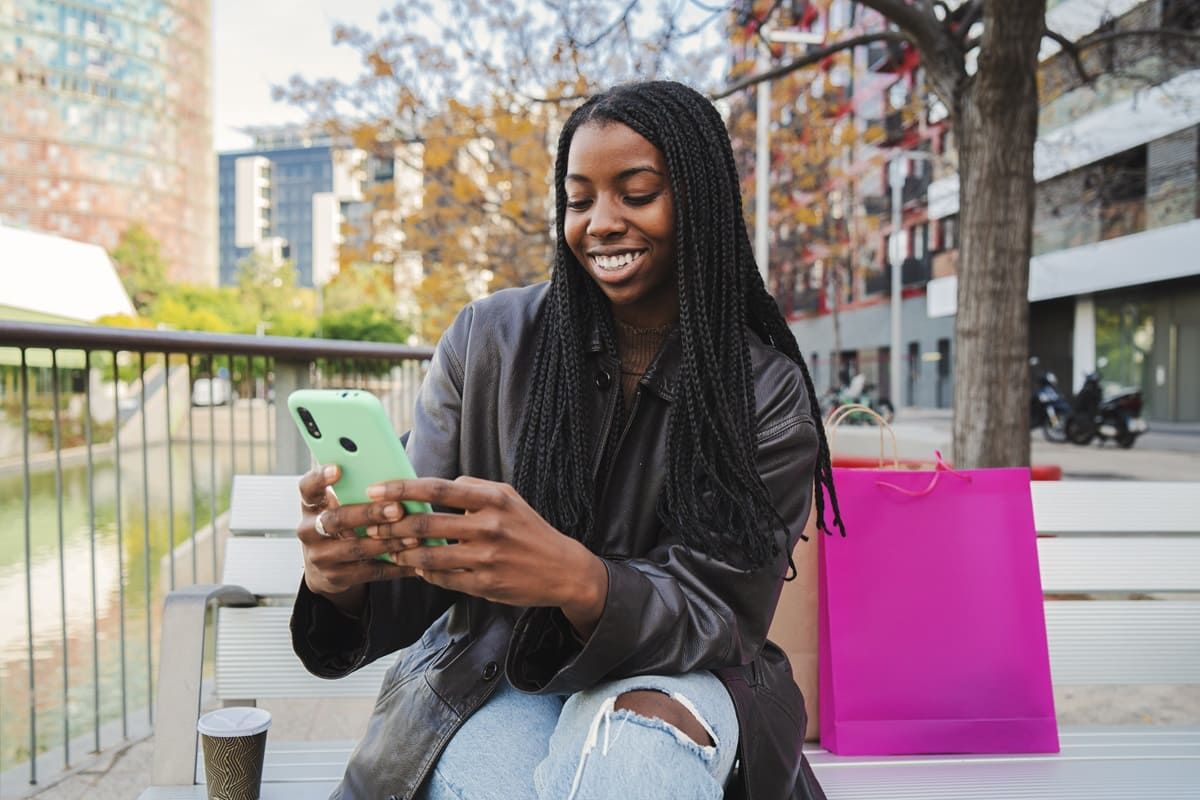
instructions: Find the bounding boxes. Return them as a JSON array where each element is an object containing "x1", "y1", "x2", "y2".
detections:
[
  {"x1": 0, "y1": 1, "x2": 215, "y2": 284},
  {"x1": 217, "y1": 144, "x2": 334, "y2": 288}
]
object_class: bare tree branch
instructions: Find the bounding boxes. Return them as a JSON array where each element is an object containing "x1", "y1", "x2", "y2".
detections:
[
  {"x1": 1076, "y1": 27, "x2": 1200, "y2": 49},
  {"x1": 856, "y1": 0, "x2": 945, "y2": 52},
  {"x1": 569, "y1": 0, "x2": 641, "y2": 49},
  {"x1": 1043, "y1": 28, "x2": 1093, "y2": 85},
  {"x1": 855, "y1": 0, "x2": 967, "y2": 111},
  {"x1": 711, "y1": 31, "x2": 909, "y2": 101}
]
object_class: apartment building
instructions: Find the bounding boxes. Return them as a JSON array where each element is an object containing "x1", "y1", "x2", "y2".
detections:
[
  {"x1": 757, "y1": 0, "x2": 1200, "y2": 422},
  {"x1": 218, "y1": 125, "x2": 394, "y2": 288}
]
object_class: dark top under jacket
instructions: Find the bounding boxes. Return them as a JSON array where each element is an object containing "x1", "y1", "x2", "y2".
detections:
[{"x1": 291, "y1": 282, "x2": 827, "y2": 800}]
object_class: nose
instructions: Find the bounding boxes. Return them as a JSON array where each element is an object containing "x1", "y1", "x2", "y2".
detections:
[{"x1": 586, "y1": 194, "x2": 626, "y2": 239}]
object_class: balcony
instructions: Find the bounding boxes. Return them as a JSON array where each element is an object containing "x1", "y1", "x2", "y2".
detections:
[
  {"x1": 902, "y1": 172, "x2": 932, "y2": 206},
  {"x1": 862, "y1": 194, "x2": 891, "y2": 216},
  {"x1": 879, "y1": 111, "x2": 906, "y2": 146},
  {"x1": 901, "y1": 256, "x2": 932, "y2": 285}
]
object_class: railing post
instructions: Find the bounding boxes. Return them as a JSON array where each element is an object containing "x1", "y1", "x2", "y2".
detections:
[{"x1": 274, "y1": 359, "x2": 311, "y2": 474}]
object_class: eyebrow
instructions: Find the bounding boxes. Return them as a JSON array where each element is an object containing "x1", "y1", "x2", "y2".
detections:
[{"x1": 565, "y1": 165, "x2": 665, "y2": 183}]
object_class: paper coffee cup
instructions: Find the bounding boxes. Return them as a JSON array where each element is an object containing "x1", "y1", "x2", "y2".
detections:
[{"x1": 198, "y1": 707, "x2": 271, "y2": 800}]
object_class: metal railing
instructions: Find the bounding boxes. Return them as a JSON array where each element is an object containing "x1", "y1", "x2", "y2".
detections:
[{"x1": 0, "y1": 320, "x2": 433, "y2": 793}]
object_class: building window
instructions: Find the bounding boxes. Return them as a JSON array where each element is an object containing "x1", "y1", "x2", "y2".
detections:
[{"x1": 941, "y1": 215, "x2": 958, "y2": 251}]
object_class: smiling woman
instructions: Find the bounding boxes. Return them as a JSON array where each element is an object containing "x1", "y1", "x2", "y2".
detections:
[{"x1": 290, "y1": 80, "x2": 840, "y2": 800}]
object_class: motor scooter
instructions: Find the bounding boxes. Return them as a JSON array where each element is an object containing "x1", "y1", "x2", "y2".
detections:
[
  {"x1": 1028, "y1": 357, "x2": 1069, "y2": 443},
  {"x1": 822, "y1": 373, "x2": 895, "y2": 423},
  {"x1": 1064, "y1": 364, "x2": 1148, "y2": 448}
]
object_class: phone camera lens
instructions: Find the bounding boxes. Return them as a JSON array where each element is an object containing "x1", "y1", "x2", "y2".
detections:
[
  {"x1": 297, "y1": 407, "x2": 321, "y2": 438},
  {"x1": 339, "y1": 437, "x2": 358, "y2": 453}
]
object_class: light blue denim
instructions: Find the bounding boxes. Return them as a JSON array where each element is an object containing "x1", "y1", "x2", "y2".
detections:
[{"x1": 417, "y1": 670, "x2": 739, "y2": 800}]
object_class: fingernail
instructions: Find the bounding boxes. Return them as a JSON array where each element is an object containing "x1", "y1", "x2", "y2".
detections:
[
  {"x1": 401, "y1": 538, "x2": 418, "y2": 548},
  {"x1": 414, "y1": 568, "x2": 425, "y2": 578},
  {"x1": 383, "y1": 503, "x2": 401, "y2": 520},
  {"x1": 366, "y1": 484, "x2": 385, "y2": 499},
  {"x1": 365, "y1": 526, "x2": 378, "y2": 538},
  {"x1": 323, "y1": 465, "x2": 338, "y2": 481}
]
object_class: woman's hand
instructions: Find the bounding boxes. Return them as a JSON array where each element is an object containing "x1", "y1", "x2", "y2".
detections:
[
  {"x1": 296, "y1": 465, "x2": 424, "y2": 615},
  {"x1": 358, "y1": 476, "x2": 609, "y2": 638}
]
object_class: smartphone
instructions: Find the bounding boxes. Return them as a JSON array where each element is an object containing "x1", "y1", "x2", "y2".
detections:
[{"x1": 287, "y1": 389, "x2": 446, "y2": 546}]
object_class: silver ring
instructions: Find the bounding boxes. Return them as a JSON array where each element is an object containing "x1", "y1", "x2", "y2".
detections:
[
  {"x1": 301, "y1": 498, "x2": 323, "y2": 511},
  {"x1": 314, "y1": 514, "x2": 332, "y2": 538}
]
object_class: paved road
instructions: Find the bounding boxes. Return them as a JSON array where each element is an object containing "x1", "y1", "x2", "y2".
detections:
[{"x1": 831, "y1": 408, "x2": 1200, "y2": 481}]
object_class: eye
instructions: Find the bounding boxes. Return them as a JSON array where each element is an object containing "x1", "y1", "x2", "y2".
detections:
[
  {"x1": 566, "y1": 198, "x2": 591, "y2": 211},
  {"x1": 625, "y1": 192, "x2": 660, "y2": 206}
]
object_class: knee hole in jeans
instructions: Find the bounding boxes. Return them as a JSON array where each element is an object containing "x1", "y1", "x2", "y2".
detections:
[{"x1": 613, "y1": 690, "x2": 715, "y2": 748}]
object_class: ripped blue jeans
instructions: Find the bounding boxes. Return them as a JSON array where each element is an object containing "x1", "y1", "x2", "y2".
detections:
[{"x1": 417, "y1": 671, "x2": 739, "y2": 800}]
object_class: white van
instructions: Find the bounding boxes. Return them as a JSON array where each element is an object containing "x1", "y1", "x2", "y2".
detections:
[{"x1": 191, "y1": 377, "x2": 234, "y2": 407}]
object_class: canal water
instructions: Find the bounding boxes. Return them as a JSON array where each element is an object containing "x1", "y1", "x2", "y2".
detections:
[{"x1": 0, "y1": 441, "x2": 253, "y2": 783}]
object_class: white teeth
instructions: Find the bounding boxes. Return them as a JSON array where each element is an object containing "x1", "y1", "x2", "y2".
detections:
[{"x1": 592, "y1": 251, "x2": 643, "y2": 271}]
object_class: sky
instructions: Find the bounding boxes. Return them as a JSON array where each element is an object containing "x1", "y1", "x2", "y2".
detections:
[
  {"x1": 211, "y1": 0, "x2": 389, "y2": 151},
  {"x1": 210, "y1": 0, "x2": 725, "y2": 153}
]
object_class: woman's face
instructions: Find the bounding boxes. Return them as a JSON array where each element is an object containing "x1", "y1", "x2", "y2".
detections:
[{"x1": 564, "y1": 121, "x2": 678, "y2": 329}]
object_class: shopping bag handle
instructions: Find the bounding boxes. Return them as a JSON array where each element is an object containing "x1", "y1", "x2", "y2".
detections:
[
  {"x1": 875, "y1": 451, "x2": 972, "y2": 497},
  {"x1": 825, "y1": 403, "x2": 900, "y2": 469}
]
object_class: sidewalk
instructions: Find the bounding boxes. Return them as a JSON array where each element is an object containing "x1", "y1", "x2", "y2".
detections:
[{"x1": 832, "y1": 407, "x2": 1200, "y2": 481}]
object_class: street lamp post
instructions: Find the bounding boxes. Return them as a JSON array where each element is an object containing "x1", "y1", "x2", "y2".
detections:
[
  {"x1": 753, "y1": 29, "x2": 825, "y2": 284},
  {"x1": 889, "y1": 150, "x2": 932, "y2": 412}
]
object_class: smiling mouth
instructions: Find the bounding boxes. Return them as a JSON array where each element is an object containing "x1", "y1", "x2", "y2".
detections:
[{"x1": 590, "y1": 250, "x2": 647, "y2": 272}]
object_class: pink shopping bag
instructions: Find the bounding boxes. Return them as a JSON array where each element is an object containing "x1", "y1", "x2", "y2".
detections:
[{"x1": 818, "y1": 457, "x2": 1059, "y2": 755}]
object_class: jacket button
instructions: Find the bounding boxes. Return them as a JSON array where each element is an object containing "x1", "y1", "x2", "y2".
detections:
[
  {"x1": 482, "y1": 661, "x2": 500, "y2": 681},
  {"x1": 595, "y1": 369, "x2": 612, "y2": 390}
]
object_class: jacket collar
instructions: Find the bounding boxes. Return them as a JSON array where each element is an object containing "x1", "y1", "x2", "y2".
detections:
[{"x1": 586, "y1": 317, "x2": 681, "y2": 402}]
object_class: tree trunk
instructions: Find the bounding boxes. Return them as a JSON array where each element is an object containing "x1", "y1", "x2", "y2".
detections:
[{"x1": 951, "y1": 0, "x2": 1045, "y2": 467}]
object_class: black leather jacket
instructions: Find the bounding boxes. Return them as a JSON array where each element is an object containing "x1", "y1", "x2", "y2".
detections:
[{"x1": 292, "y1": 283, "x2": 826, "y2": 800}]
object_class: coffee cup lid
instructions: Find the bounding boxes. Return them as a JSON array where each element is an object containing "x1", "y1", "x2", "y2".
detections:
[{"x1": 197, "y1": 707, "x2": 272, "y2": 738}]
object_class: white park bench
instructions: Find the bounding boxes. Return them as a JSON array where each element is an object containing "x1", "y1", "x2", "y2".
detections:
[{"x1": 138, "y1": 476, "x2": 1200, "y2": 799}]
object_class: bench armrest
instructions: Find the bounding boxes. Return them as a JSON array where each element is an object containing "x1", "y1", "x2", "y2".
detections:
[{"x1": 151, "y1": 584, "x2": 258, "y2": 786}]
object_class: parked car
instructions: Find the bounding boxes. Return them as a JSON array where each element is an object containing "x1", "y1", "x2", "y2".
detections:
[{"x1": 192, "y1": 377, "x2": 234, "y2": 407}]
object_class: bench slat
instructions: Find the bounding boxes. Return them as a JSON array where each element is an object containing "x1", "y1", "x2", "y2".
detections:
[
  {"x1": 1046, "y1": 602, "x2": 1200, "y2": 684},
  {"x1": 216, "y1": 607, "x2": 392, "y2": 699},
  {"x1": 1037, "y1": 537, "x2": 1200, "y2": 593},
  {"x1": 1031, "y1": 482, "x2": 1200, "y2": 535},
  {"x1": 222, "y1": 537, "x2": 304, "y2": 597},
  {"x1": 229, "y1": 475, "x2": 302, "y2": 535}
]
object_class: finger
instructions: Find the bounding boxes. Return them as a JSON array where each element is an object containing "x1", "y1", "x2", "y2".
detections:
[
  {"x1": 337, "y1": 559, "x2": 420, "y2": 586},
  {"x1": 299, "y1": 465, "x2": 340, "y2": 510},
  {"x1": 308, "y1": 533, "x2": 413, "y2": 569},
  {"x1": 413, "y1": 568, "x2": 479, "y2": 594},
  {"x1": 388, "y1": 541, "x2": 479, "y2": 572},
  {"x1": 321, "y1": 499, "x2": 406, "y2": 534},
  {"x1": 363, "y1": 511, "x2": 477, "y2": 542},
  {"x1": 365, "y1": 477, "x2": 506, "y2": 512}
]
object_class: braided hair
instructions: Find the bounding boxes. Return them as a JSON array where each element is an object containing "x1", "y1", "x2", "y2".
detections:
[{"x1": 513, "y1": 80, "x2": 844, "y2": 571}]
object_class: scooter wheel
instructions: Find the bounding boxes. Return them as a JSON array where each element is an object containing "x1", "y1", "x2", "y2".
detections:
[
  {"x1": 1066, "y1": 418, "x2": 1094, "y2": 445},
  {"x1": 1042, "y1": 422, "x2": 1068, "y2": 443},
  {"x1": 1116, "y1": 431, "x2": 1137, "y2": 449}
]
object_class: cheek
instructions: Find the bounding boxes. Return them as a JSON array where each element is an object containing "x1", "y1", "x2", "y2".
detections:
[{"x1": 563, "y1": 215, "x2": 587, "y2": 256}]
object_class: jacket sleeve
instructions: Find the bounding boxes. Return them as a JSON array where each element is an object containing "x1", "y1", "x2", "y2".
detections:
[
  {"x1": 506, "y1": 367, "x2": 819, "y2": 694},
  {"x1": 291, "y1": 309, "x2": 473, "y2": 677}
]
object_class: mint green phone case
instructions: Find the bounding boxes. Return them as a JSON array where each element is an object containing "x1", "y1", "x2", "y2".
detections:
[{"x1": 287, "y1": 389, "x2": 445, "y2": 546}]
